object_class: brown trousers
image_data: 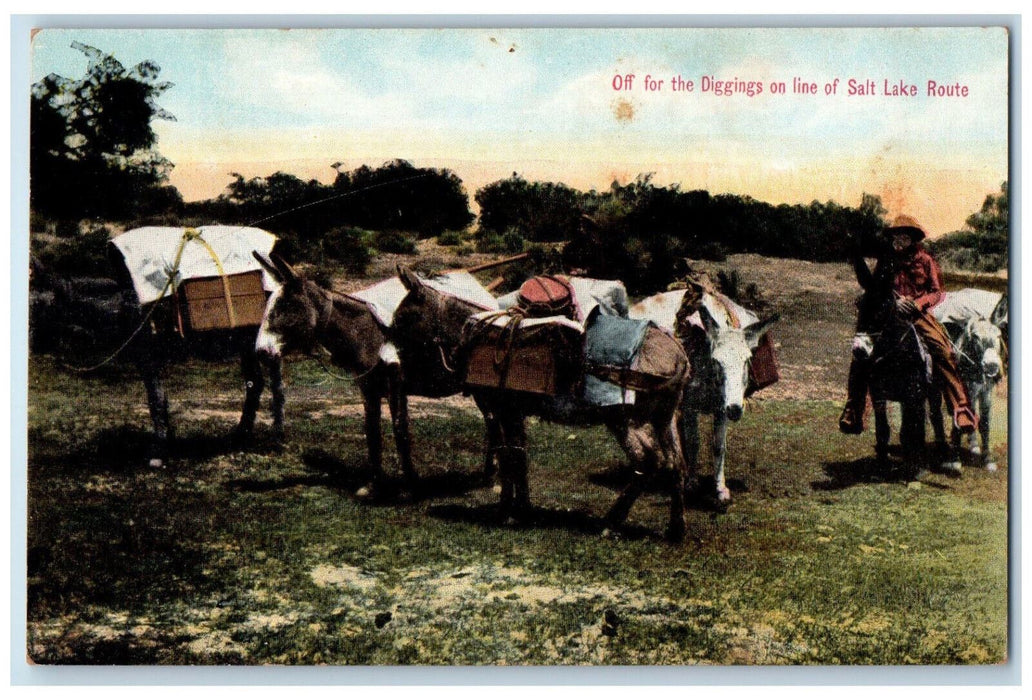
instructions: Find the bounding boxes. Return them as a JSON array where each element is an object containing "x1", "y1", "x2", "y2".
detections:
[
  {"x1": 912, "y1": 312, "x2": 972, "y2": 414},
  {"x1": 845, "y1": 312, "x2": 972, "y2": 416}
]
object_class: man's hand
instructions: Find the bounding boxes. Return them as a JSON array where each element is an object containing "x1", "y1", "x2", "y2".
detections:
[{"x1": 895, "y1": 297, "x2": 919, "y2": 318}]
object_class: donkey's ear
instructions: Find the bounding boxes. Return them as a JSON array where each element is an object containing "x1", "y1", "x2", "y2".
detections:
[
  {"x1": 253, "y1": 251, "x2": 284, "y2": 283},
  {"x1": 270, "y1": 253, "x2": 301, "y2": 284},
  {"x1": 991, "y1": 293, "x2": 1009, "y2": 329},
  {"x1": 397, "y1": 264, "x2": 424, "y2": 293},
  {"x1": 698, "y1": 303, "x2": 720, "y2": 333},
  {"x1": 744, "y1": 313, "x2": 780, "y2": 350}
]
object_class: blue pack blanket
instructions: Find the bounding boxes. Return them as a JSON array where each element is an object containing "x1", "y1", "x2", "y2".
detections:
[{"x1": 583, "y1": 310, "x2": 652, "y2": 406}]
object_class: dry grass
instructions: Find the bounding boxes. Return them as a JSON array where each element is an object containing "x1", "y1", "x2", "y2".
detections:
[{"x1": 25, "y1": 251, "x2": 1010, "y2": 666}]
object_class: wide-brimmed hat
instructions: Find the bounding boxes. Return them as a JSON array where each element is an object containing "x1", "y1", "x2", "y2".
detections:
[{"x1": 884, "y1": 214, "x2": 927, "y2": 242}]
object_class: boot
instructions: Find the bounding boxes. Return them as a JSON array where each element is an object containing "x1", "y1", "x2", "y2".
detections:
[
  {"x1": 840, "y1": 357, "x2": 870, "y2": 435},
  {"x1": 839, "y1": 404, "x2": 864, "y2": 434}
]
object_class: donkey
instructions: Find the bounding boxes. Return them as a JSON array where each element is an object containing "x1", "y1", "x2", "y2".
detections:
[
  {"x1": 851, "y1": 287, "x2": 950, "y2": 470},
  {"x1": 252, "y1": 252, "x2": 499, "y2": 498},
  {"x1": 391, "y1": 266, "x2": 693, "y2": 542},
  {"x1": 630, "y1": 286, "x2": 779, "y2": 505},
  {"x1": 30, "y1": 258, "x2": 284, "y2": 468},
  {"x1": 930, "y1": 311, "x2": 1006, "y2": 472}
]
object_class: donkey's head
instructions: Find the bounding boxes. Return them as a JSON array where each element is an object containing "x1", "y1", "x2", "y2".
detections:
[
  {"x1": 391, "y1": 265, "x2": 477, "y2": 373},
  {"x1": 851, "y1": 287, "x2": 900, "y2": 361},
  {"x1": 252, "y1": 252, "x2": 321, "y2": 358},
  {"x1": 960, "y1": 316, "x2": 1005, "y2": 382},
  {"x1": 698, "y1": 302, "x2": 779, "y2": 421}
]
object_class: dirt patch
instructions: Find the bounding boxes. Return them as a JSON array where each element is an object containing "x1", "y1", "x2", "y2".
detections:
[{"x1": 310, "y1": 563, "x2": 379, "y2": 592}]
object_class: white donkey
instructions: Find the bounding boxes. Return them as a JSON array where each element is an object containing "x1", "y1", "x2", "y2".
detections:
[
  {"x1": 631, "y1": 286, "x2": 778, "y2": 505},
  {"x1": 932, "y1": 289, "x2": 1008, "y2": 472}
]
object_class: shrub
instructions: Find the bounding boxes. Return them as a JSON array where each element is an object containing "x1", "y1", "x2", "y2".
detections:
[
  {"x1": 502, "y1": 229, "x2": 526, "y2": 254},
  {"x1": 55, "y1": 220, "x2": 81, "y2": 239},
  {"x1": 35, "y1": 225, "x2": 113, "y2": 278},
  {"x1": 695, "y1": 240, "x2": 728, "y2": 262},
  {"x1": 373, "y1": 230, "x2": 418, "y2": 255},
  {"x1": 437, "y1": 230, "x2": 464, "y2": 246},
  {"x1": 475, "y1": 232, "x2": 507, "y2": 254},
  {"x1": 322, "y1": 226, "x2": 373, "y2": 274}
]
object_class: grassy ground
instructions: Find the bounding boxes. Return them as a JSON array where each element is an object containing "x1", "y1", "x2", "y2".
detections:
[{"x1": 26, "y1": 348, "x2": 1008, "y2": 665}]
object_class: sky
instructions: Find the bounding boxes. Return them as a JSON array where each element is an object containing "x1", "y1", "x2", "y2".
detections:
[{"x1": 29, "y1": 26, "x2": 1010, "y2": 237}]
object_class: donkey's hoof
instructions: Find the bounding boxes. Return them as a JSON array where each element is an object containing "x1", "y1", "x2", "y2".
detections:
[
  {"x1": 715, "y1": 486, "x2": 732, "y2": 505},
  {"x1": 940, "y1": 461, "x2": 963, "y2": 478},
  {"x1": 355, "y1": 483, "x2": 376, "y2": 500},
  {"x1": 969, "y1": 445, "x2": 982, "y2": 457},
  {"x1": 985, "y1": 461, "x2": 998, "y2": 473},
  {"x1": 148, "y1": 458, "x2": 165, "y2": 469}
]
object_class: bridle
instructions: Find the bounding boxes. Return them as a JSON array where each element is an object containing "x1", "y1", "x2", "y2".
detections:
[{"x1": 954, "y1": 318, "x2": 1003, "y2": 381}]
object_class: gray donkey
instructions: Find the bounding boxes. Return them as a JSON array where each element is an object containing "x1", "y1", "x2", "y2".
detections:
[
  {"x1": 391, "y1": 265, "x2": 693, "y2": 542},
  {"x1": 630, "y1": 285, "x2": 779, "y2": 506},
  {"x1": 931, "y1": 289, "x2": 1008, "y2": 472},
  {"x1": 252, "y1": 252, "x2": 499, "y2": 497}
]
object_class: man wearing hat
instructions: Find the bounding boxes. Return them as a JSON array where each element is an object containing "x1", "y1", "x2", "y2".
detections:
[{"x1": 839, "y1": 214, "x2": 978, "y2": 435}]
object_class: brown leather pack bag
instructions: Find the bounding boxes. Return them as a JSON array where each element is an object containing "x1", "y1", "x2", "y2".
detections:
[{"x1": 516, "y1": 275, "x2": 576, "y2": 319}]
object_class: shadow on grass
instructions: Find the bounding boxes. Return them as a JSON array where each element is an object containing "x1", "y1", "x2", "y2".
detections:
[
  {"x1": 30, "y1": 424, "x2": 285, "y2": 477},
  {"x1": 588, "y1": 463, "x2": 747, "y2": 512},
  {"x1": 225, "y1": 448, "x2": 490, "y2": 503},
  {"x1": 429, "y1": 497, "x2": 686, "y2": 543},
  {"x1": 225, "y1": 447, "x2": 371, "y2": 495},
  {"x1": 27, "y1": 492, "x2": 225, "y2": 633},
  {"x1": 814, "y1": 449, "x2": 954, "y2": 492}
]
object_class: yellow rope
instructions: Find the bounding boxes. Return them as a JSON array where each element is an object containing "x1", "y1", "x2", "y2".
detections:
[
  {"x1": 182, "y1": 227, "x2": 237, "y2": 328},
  {"x1": 62, "y1": 228, "x2": 235, "y2": 373},
  {"x1": 62, "y1": 228, "x2": 194, "y2": 372}
]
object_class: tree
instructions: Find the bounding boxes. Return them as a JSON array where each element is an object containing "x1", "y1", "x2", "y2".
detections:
[
  {"x1": 31, "y1": 41, "x2": 178, "y2": 223},
  {"x1": 475, "y1": 174, "x2": 583, "y2": 242},
  {"x1": 928, "y1": 182, "x2": 1008, "y2": 272},
  {"x1": 966, "y1": 181, "x2": 1008, "y2": 243},
  {"x1": 331, "y1": 160, "x2": 474, "y2": 238}
]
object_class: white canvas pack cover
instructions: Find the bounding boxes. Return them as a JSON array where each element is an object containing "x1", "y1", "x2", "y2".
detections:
[
  {"x1": 110, "y1": 226, "x2": 280, "y2": 305},
  {"x1": 349, "y1": 271, "x2": 499, "y2": 328},
  {"x1": 932, "y1": 288, "x2": 1004, "y2": 326},
  {"x1": 632, "y1": 289, "x2": 759, "y2": 332}
]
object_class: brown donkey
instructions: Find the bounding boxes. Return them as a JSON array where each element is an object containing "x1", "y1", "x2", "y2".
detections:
[
  {"x1": 252, "y1": 252, "x2": 498, "y2": 497},
  {"x1": 391, "y1": 266, "x2": 693, "y2": 542}
]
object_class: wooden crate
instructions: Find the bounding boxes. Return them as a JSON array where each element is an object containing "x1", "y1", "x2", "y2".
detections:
[
  {"x1": 464, "y1": 324, "x2": 581, "y2": 396},
  {"x1": 179, "y1": 270, "x2": 268, "y2": 331}
]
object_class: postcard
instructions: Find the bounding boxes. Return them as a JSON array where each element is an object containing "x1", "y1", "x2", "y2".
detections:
[{"x1": 23, "y1": 23, "x2": 1011, "y2": 673}]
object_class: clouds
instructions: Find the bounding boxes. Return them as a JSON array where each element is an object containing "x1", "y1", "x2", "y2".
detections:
[{"x1": 30, "y1": 26, "x2": 1009, "y2": 234}]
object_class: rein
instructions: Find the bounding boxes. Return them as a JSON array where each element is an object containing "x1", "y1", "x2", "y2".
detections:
[
  {"x1": 953, "y1": 320, "x2": 1003, "y2": 382},
  {"x1": 870, "y1": 325, "x2": 916, "y2": 365},
  {"x1": 310, "y1": 284, "x2": 379, "y2": 382},
  {"x1": 435, "y1": 294, "x2": 491, "y2": 377},
  {"x1": 59, "y1": 229, "x2": 199, "y2": 373}
]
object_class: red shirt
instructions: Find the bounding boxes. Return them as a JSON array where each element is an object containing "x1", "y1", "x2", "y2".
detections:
[{"x1": 893, "y1": 247, "x2": 944, "y2": 311}]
